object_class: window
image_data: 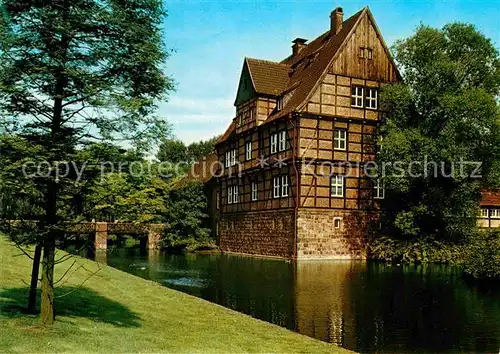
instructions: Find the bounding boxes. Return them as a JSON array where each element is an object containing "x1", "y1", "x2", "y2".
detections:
[
  {"x1": 279, "y1": 130, "x2": 287, "y2": 151},
  {"x1": 334, "y1": 129, "x2": 347, "y2": 150},
  {"x1": 359, "y1": 47, "x2": 365, "y2": 58},
  {"x1": 225, "y1": 149, "x2": 237, "y2": 167},
  {"x1": 233, "y1": 185, "x2": 239, "y2": 204},
  {"x1": 250, "y1": 108, "x2": 254, "y2": 121},
  {"x1": 225, "y1": 151, "x2": 230, "y2": 168},
  {"x1": 367, "y1": 48, "x2": 373, "y2": 59},
  {"x1": 276, "y1": 97, "x2": 282, "y2": 111},
  {"x1": 281, "y1": 175, "x2": 289, "y2": 197},
  {"x1": 273, "y1": 176, "x2": 281, "y2": 198},
  {"x1": 481, "y1": 209, "x2": 489, "y2": 217},
  {"x1": 333, "y1": 217, "x2": 342, "y2": 229},
  {"x1": 227, "y1": 186, "x2": 233, "y2": 204},
  {"x1": 491, "y1": 209, "x2": 500, "y2": 219},
  {"x1": 351, "y1": 86, "x2": 364, "y2": 107},
  {"x1": 374, "y1": 179, "x2": 385, "y2": 199},
  {"x1": 331, "y1": 175, "x2": 344, "y2": 197},
  {"x1": 270, "y1": 133, "x2": 278, "y2": 154},
  {"x1": 238, "y1": 114, "x2": 243, "y2": 126},
  {"x1": 245, "y1": 141, "x2": 252, "y2": 161},
  {"x1": 366, "y1": 88, "x2": 378, "y2": 110},
  {"x1": 251, "y1": 182, "x2": 258, "y2": 201}
]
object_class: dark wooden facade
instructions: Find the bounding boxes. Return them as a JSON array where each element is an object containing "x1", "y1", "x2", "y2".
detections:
[{"x1": 210, "y1": 6, "x2": 399, "y2": 258}]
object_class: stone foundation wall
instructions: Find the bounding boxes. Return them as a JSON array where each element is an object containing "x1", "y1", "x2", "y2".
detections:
[
  {"x1": 297, "y1": 209, "x2": 377, "y2": 259},
  {"x1": 219, "y1": 209, "x2": 295, "y2": 258}
]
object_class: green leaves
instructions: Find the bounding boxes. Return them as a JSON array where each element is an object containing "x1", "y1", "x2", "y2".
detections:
[{"x1": 377, "y1": 22, "x2": 500, "y2": 246}]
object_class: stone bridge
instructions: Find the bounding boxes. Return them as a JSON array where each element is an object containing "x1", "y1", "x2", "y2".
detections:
[{"x1": 65, "y1": 222, "x2": 166, "y2": 250}]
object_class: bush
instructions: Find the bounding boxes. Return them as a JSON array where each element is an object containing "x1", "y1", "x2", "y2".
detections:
[
  {"x1": 369, "y1": 235, "x2": 465, "y2": 264},
  {"x1": 463, "y1": 231, "x2": 500, "y2": 279}
]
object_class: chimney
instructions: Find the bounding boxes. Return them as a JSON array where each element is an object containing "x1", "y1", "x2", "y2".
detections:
[
  {"x1": 292, "y1": 38, "x2": 308, "y2": 56},
  {"x1": 330, "y1": 7, "x2": 343, "y2": 34}
]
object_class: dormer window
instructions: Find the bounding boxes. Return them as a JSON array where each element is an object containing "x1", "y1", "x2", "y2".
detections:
[{"x1": 276, "y1": 97, "x2": 283, "y2": 111}]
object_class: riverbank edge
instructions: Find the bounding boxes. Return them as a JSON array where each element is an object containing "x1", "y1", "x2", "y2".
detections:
[{"x1": 0, "y1": 236, "x2": 351, "y2": 353}]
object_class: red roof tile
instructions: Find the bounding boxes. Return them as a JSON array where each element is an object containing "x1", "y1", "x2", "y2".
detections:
[
  {"x1": 480, "y1": 190, "x2": 500, "y2": 206},
  {"x1": 246, "y1": 58, "x2": 290, "y2": 96}
]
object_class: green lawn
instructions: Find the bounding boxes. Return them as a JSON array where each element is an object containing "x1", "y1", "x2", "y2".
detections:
[{"x1": 0, "y1": 237, "x2": 349, "y2": 353}]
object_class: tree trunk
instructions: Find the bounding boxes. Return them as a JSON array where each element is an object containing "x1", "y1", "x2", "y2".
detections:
[
  {"x1": 27, "y1": 244, "x2": 42, "y2": 313},
  {"x1": 40, "y1": 239, "x2": 55, "y2": 325}
]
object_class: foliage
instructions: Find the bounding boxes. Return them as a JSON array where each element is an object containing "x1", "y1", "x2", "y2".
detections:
[
  {"x1": 162, "y1": 181, "x2": 212, "y2": 251},
  {"x1": 369, "y1": 235, "x2": 465, "y2": 264},
  {"x1": 378, "y1": 23, "x2": 500, "y2": 247},
  {"x1": 0, "y1": 0, "x2": 173, "y2": 323},
  {"x1": 463, "y1": 231, "x2": 500, "y2": 279},
  {"x1": 157, "y1": 136, "x2": 219, "y2": 164}
]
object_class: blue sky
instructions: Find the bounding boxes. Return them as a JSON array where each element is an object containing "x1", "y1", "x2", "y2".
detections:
[{"x1": 161, "y1": 0, "x2": 500, "y2": 143}]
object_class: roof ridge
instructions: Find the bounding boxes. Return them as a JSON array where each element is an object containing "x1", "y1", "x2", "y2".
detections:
[{"x1": 246, "y1": 57, "x2": 290, "y2": 67}]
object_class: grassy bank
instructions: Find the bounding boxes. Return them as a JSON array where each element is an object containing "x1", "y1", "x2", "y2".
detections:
[{"x1": 0, "y1": 237, "x2": 348, "y2": 353}]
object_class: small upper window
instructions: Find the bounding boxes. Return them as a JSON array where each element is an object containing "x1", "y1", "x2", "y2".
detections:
[
  {"x1": 367, "y1": 48, "x2": 373, "y2": 60},
  {"x1": 491, "y1": 209, "x2": 500, "y2": 219},
  {"x1": 238, "y1": 114, "x2": 243, "y2": 126},
  {"x1": 359, "y1": 47, "x2": 365, "y2": 58},
  {"x1": 366, "y1": 88, "x2": 378, "y2": 110},
  {"x1": 245, "y1": 141, "x2": 252, "y2": 161},
  {"x1": 276, "y1": 98, "x2": 283, "y2": 111},
  {"x1": 481, "y1": 209, "x2": 489, "y2": 218},
  {"x1": 227, "y1": 186, "x2": 233, "y2": 204},
  {"x1": 351, "y1": 86, "x2": 364, "y2": 108}
]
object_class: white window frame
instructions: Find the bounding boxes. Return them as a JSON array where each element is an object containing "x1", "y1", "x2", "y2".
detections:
[
  {"x1": 227, "y1": 186, "x2": 233, "y2": 204},
  {"x1": 251, "y1": 182, "x2": 258, "y2": 201},
  {"x1": 230, "y1": 149, "x2": 237, "y2": 166},
  {"x1": 366, "y1": 88, "x2": 378, "y2": 110},
  {"x1": 367, "y1": 48, "x2": 373, "y2": 60},
  {"x1": 238, "y1": 114, "x2": 243, "y2": 126},
  {"x1": 359, "y1": 47, "x2": 365, "y2": 58},
  {"x1": 278, "y1": 130, "x2": 287, "y2": 151},
  {"x1": 276, "y1": 98, "x2": 282, "y2": 111},
  {"x1": 232, "y1": 185, "x2": 239, "y2": 204},
  {"x1": 225, "y1": 151, "x2": 231, "y2": 168},
  {"x1": 481, "y1": 208, "x2": 489, "y2": 218},
  {"x1": 250, "y1": 108, "x2": 254, "y2": 121},
  {"x1": 245, "y1": 141, "x2": 252, "y2": 161},
  {"x1": 270, "y1": 133, "x2": 278, "y2": 154},
  {"x1": 333, "y1": 217, "x2": 342, "y2": 229},
  {"x1": 351, "y1": 86, "x2": 364, "y2": 108},
  {"x1": 331, "y1": 175, "x2": 344, "y2": 197},
  {"x1": 334, "y1": 129, "x2": 347, "y2": 150},
  {"x1": 491, "y1": 209, "x2": 500, "y2": 219},
  {"x1": 273, "y1": 176, "x2": 281, "y2": 198},
  {"x1": 374, "y1": 179, "x2": 385, "y2": 199},
  {"x1": 281, "y1": 175, "x2": 289, "y2": 197}
]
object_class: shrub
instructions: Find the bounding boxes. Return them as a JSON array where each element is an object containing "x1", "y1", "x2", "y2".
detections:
[{"x1": 463, "y1": 231, "x2": 500, "y2": 279}]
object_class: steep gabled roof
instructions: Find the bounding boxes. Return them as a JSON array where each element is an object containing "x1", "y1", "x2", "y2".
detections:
[
  {"x1": 266, "y1": 8, "x2": 365, "y2": 122},
  {"x1": 246, "y1": 58, "x2": 290, "y2": 96},
  {"x1": 215, "y1": 121, "x2": 235, "y2": 144}
]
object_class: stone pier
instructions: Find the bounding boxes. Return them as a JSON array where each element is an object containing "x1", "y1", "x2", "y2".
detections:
[{"x1": 95, "y1": 222, "x2": 108, "y2": 250}]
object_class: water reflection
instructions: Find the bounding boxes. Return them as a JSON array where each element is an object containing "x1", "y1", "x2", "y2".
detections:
[{"x1": 104, "y1": 247, "x2": 500, "y2": 353}]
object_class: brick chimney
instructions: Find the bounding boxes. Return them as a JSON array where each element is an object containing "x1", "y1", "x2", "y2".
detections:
[
  {"x1": 330, "y1": 7, "x2": 343, "y2": 34},
  {"x1": 292, "y1": 38, "x2": 308, "y2": 56}
]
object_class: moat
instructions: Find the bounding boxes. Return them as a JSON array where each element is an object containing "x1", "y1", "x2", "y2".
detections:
[{"x1": 102, "y1": 246, "x2": 500, "y2": 353}]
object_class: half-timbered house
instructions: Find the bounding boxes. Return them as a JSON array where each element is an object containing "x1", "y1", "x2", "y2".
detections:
[{"x1": 210, "y1": 6, "x2": 400, "y2": 259}]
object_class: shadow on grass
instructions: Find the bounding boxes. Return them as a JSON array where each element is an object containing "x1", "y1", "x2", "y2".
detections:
[{"x1": 0, "y1": 287, "x2": 141, "y2": 328}]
